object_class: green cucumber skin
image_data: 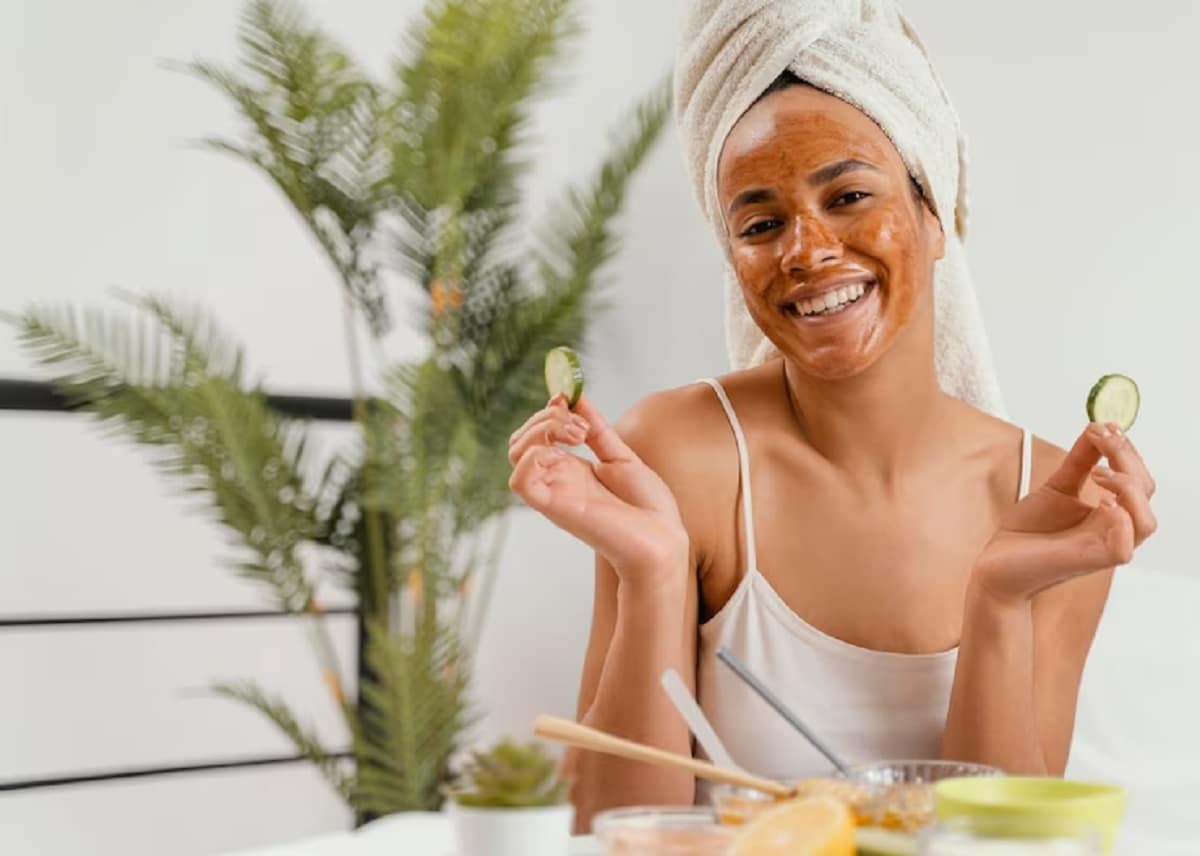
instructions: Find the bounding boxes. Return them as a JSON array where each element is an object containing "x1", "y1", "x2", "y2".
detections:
[
  {"x1": 1086, "y1": 373, "x2": 1140, "y2": 431},
  {"x1": 545, "y1": 347, "x2": 584, "y2": 408},
  {"x1": 562, "y1": 367, "x2": 583, "y2": 408}
]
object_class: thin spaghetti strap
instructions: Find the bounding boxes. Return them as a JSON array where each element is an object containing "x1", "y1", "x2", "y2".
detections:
[
  {"x1": 697, "y1": 379, "x2": 759, "y2": 574},
  {"x1": 1018, "y1": 428, "x2": 1033, "y2": 500}
]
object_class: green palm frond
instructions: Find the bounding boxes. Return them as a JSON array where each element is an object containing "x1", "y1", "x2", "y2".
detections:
[
  {"x1": 388, "y1": 0, "x2": 579, "y2": 285},
  {"x1": 175, "y1": 0, "x2": 389, "y2": 334},
  {"x1": 10, "y1": 295, "x2": 322, "y2": 611},
  {"x1": 460, "y1": 76, "x2": 674, "y2": 443},
  {"x1": 391, "y1": 0, "x2": 577, "y2": 211},
  {"x1": 351, "y1": 620, "x2": 474, "y2": 814},
  {"x1": 215, "y1": 681, "x2": 353, "y2": 799}
]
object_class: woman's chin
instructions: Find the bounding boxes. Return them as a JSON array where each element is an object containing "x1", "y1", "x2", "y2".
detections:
[
  {"x1": 771, "y1": 334, "x2": 892, "y2": 381},
  {"x1": 788, "y1": 356, "x2": 881, "y2": 382}
]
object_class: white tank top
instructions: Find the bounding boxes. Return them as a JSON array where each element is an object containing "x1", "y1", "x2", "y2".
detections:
[{"x1": 694, "y1": 377, "x2": 1032, "y2": 785}]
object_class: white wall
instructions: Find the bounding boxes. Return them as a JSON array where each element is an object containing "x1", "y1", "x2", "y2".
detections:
[{"x1": 1, "y1": 1, "x2": 1196, "y2": 854}]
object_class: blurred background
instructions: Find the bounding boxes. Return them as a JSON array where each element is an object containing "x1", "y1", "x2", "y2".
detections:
[{"x1": 0, "y1": 0, "x2": 1196, "y2": 853}]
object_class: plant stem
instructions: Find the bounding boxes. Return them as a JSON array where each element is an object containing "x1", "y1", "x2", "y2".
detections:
[{"x1": 340, "y1": 288, "x2": 390, "y2": 625}]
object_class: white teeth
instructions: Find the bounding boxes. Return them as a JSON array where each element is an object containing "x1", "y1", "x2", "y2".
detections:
[{"x1": 791, "y1": 281, "x2": 871, "y2": 317}]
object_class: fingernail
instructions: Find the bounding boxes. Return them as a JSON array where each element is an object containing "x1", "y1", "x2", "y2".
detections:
[
  {"x1": 1095, "y1": 466, "x2": 1115, "y2": 478},
  {"x1": 1109, "y1": 423, "x2": 1124, "y2": 438},
  {"x1": 1088, "y1": 422, "x2": 1109, "y2": 438},
  {"x1": 571, "y1": 415, "x2": 589, "y2": 432},
  {"x1": 1102, "y1": 496, "x2": 1118, "y2": 508}
]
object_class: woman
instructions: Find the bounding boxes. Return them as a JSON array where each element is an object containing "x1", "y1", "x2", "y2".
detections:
[{"x1": 508, "y1": 1, "x2": 1157, "y2": 831}]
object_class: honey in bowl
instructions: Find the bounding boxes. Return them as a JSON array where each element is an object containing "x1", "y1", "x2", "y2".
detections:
[
  {"x1": 712, "y1": 778, "x2": 873, "y2": 827},
  {"x1": 849, "y1": 761, "x2": 1003, "y2": 832}
]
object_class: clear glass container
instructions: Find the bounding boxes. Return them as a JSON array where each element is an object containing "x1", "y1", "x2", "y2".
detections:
[
  {"x1": 848, "y1": 760, "x2": 1003, "y2": 831},
  {"x1": 918, "y1": 814, "x2": 1101, "y2": 856},
  {"x1": 592, "y1": 806, "x2": 735, "y2": 855}
]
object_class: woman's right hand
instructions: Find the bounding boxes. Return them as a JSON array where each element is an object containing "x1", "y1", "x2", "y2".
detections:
[{"x1": 508, "y1": 393, "x2": 689, "y2": 586}]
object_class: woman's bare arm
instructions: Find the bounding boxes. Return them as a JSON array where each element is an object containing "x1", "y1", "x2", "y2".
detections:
[
  {"x1": 566, "y1": 550, "x2": 698, "y2": 831},
  {"x1": 943, "y1": 428, "x2": 1152, "y2": 772},
  {"x1": 510, "y1": 393, "x2": 705, "y2": 832}
]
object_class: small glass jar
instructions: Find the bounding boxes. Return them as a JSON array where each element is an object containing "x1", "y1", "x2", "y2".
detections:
[
  {"x1": 708, "y1": 783, "x2": 779, "y2": 826},
  {"x1": 592, "y1": 806, "x2": 735, "y2": 855}
]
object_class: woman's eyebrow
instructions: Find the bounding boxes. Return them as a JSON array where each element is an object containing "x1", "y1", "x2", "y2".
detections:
[
  {"x1": 726, "y1": 188, "x2": 776, "y2": 217},
  {"x1": 808, "y1": 159, "x2": 879, "y2": 186}
]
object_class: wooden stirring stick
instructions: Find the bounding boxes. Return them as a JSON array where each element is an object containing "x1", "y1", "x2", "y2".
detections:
[{"x1": 533, "y1": 714, "x2": 795, "y2": 799}]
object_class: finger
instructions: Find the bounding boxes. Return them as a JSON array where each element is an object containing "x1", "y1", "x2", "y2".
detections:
[
  {"x1": 509, "y1": 409, "x2": 589, "y2": 455},
  {"x1": 508, "y1": 445, "x2": 570, "y2": 511},
  {"x1": 1049, "y1": 500, "x2": 1133, "y2": 576},
  {"x1": 1091, "y1": 467, "x2": 1157, "y2": 545},
  {"x1": 509, "y1": 396, "x2": 571, "y2": 444},
  {"x1": 977, "y1": 502, "x2": 1133, "y2": 600},
  {"x1": 1044, "y1": 428, "x2": 1104, "y2": 496},
  {"x1": 507, "y1": 422, "x2": 581, "y2": 470},
  {"x1": 1091, "y1": 423, "x2": 1156, "y2": 497},
  {"x1": 507, "y1": 412, "x2": 589, "y2": 465},
  {"x1": 573, "y1": 394, "x2": 634, "y2": 463},
  {"x1": 1092, "y1": 497, "x2": 1136, "y2": 568}
]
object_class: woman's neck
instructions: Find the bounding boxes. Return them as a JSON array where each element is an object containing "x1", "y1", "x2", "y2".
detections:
[{"x1": 782, "y1": 341, "x2": 961, "y2": 489}]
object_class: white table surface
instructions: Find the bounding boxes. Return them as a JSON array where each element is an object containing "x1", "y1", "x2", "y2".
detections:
[{"x1": 221, "y1": 812, "x2": 601, "y2": 856}]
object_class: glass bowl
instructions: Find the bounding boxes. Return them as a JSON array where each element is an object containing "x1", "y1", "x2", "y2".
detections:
[
  {"x1": 848, "y1": 760, "x2": 1004, "y2": 832},
  {"x1": 708, "y1": 784, "x2": 780, "y2": 826},
  {"x1": 706, "y1": 761, "x2": 1004, "y2": 833},
  {"x1": 592, "y1": 806, "x2": 735, "y2": 855}
]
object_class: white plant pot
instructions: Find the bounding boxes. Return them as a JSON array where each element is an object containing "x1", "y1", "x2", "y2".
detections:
[{"x1": 448, "y1": 801, "x2": 574, "y2": 856}]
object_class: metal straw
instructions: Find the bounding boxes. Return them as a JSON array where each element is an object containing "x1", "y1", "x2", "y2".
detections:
[{"x1": 715, "y1": 647, "x2": 851, "y2": 776}]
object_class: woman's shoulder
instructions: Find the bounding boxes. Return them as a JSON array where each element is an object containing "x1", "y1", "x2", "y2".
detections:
[
  {"x1": 611, "y1": 365, "x2": 781, "y2": 504},
  {"x1": 613, "y1": 364, "x2": 777, "y2": 458},
  {"x1": 613, "y1": 378, "x2": 733, "y2": 472},
  {"x1": 956, "y1": 403, "x2": 1070, "y2": 499}
]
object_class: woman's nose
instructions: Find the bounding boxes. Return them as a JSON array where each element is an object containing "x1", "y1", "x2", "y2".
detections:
[{"x1": 781, "y1": 213, "x2": 843, "y2": 276}]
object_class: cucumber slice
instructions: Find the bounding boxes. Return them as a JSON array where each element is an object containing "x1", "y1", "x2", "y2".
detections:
[
  {"x1": 1086, "y1": 373, "x2": 1139, "y2": 431},
  {"x1": 544, "y1": 346, "x2": 584, "y2": 407},
  {"x1": 856, "y1": 826, "x2": 917, "y2": 856}
]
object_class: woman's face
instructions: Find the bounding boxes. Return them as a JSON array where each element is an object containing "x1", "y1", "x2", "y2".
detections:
[{"x1": 717, "y1": 84, "x2": 945, "y2": 381}]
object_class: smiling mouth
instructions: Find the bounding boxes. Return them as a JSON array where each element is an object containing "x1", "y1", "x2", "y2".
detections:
[{"x1": 783, "y1": 281, "x2": 876, "y2": 319}]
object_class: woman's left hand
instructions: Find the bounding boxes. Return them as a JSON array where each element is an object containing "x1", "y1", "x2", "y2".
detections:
[{"x1": 972, "y1": 422, "x2": 1157, "y2": 605}]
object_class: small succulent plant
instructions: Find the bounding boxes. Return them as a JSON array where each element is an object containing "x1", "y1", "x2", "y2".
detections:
[{"x1": 449, "y1": 739, "x2": 570, "y2": 809}]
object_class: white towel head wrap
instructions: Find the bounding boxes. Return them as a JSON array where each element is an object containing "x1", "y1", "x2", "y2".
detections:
[{"x1": 674, "y1": 0, "x2": 1005, "y2": 415}]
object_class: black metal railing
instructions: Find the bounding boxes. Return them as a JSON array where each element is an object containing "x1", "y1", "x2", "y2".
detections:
[
  {"x1": 0, "y1": 377, "x2": 358, "y2": 792},
  {"x1": 0, "y1": 378, "x2": 354, "y2": 421}
]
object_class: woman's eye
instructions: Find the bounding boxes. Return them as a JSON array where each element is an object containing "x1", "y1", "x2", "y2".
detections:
[
  {"x1": 831, "y1": 190, "x2": 870, "y2": 208},
  {"x1": 740, "y1": 219, "x2": 782, "y2": 238}
]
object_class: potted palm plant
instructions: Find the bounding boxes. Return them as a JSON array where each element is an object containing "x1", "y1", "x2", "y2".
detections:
[{"x1": 6, "y1": 0, "x2": 668, "y2": 823}]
